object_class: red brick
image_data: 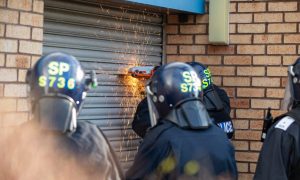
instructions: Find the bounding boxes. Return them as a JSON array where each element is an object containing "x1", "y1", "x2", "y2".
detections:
[
  {"x1": 196, "y1": 14, "x2": 208, "y2": 24},
  {"x1": 235, "y1": 130, "x2": 261, "y2": 141},
  {"x1": 237, "y1": 162, "x2": 249, "y2": 172},
  {"x1": 33, "y1": 0, "x2": 44, "y2": 13},
  {"x1": 209, "y1": 66, "x2": 235, "y2": 76},
  {"x1": 0, "y1": 9, "x2": 19, "y2": 24},
  {"x1": 180, "y1": 25, "x2": 206, "y2": 34},
  {"x1": 237, "y1": 45, "x2": 265, "y2": 54},
  {"x1": 19, "y1": 41, "x2": 43, "y2": 55},
  {"x1": 166, "y1": 45, "x2": 177, "y2": 54},
  {"x1": 167, "y1": 15, "x2": 179, "y2": 24},
  {"x1": 166, "y1": 25, "x2": 178, "y2": 34},
  {"x1": 284, "y1": 34, "x2": 300, "y2": 44},
  {"x1": 31, "y1": 28, "x2": 44, "y2": 41},
  {"x1": 4, "y1": 84, "x2": 27, "y2": 97},
  {"x1": 238, "y1": 173, "x2": 254, "y2": 180},
  {"x1": 232, "y1": 141, "x2": 249, "y2": 151},
  {"x1": 268, "y1": 2, "x2": 298, "y2": 11},
  {"x1": 253, "y1": 56, "x2": 281, "y2": 65},
  {"x1": 166, "y1": 55, "x2": 193, "y2": 63},
  {"x1": 267, "y1": 67, "x2": 287, "y2": 77},
  {"x1": 8, "y1": 0, "x2": 32, "y2": 11},
  {"x1": 230, "y1": 35, "x2": 251, "y2": 44},
  {"x1": 0, "y1": 39, "x2": 18, "y2": 53},
  {"x1": 168, "y1": 35, "x2": 193, "y2": 44},
  {"x1": 31, "y1": 56, "x2": 40, "y2": 67},
  {"x1": 195, "y1": 35, "x2": 208, "y2": 44},
  {"x1": 237, "y1": 67, "x2": 265, "y2": 76},
  {"x1": 267, "y1": 45, "x2": 296, "y2": 55},
  {"x1": 0, "y1": 68, "x2": 17, "y2": 82},
  {"x1": 250, "y1": 141, "x2": 262, "y2": 151},
  {"x1": 238, "y1": 24, "x2": 265, "y2": 33},
  {"x1": 18, "y1": 69, "x2": 27, "y2": 82},
  {"x1": 283, "y1": 56, "x2": 298, "y2": 65},
  {"x1": 230, "y1": 3, "x2": 237, "y2": 13},
  {"x1": 295, "y1": 47, "x2": 300, "y2": 55},
  {"x1": 266, "y1": 88, "x2": 285, "y2": 98},
  {"x1": 254, "y1": 34, "x2": 282, "y2": 44},
  {"x1": 250, "y1": 163, "x2": 257, "y2": 173},
  {"x1": 223, "y1": 87, "x2": 235, "y2": 97},
  {"x1": 281, "y1": 77, "x2": 288, "y2": 87},
  {"x1": 285, "y1": 13, "x2": 300, "y2": 22},
  {"x1": 6, "y1": 55, "x2": 31, "y2": 68},
  {"x1": 0, "y1": 53, "x2": 4, "y2": 66},
  {"x1": 252, "y1": 77, "x2": 281, "y2": 87},
  {"x1": 238, "y1": 3, "x2": 266, "y2": 12},
  {"x1": 0, "y1": 24, "x2": 4, "y2": 37},
  {"x1": 20, "y1": 12, "x2": 44, "y2": 27},
  {"x1": 250, "y1": 120, "x2": 263, "y2": 130},
  {"x1": 236, "y1": 109, "x2": 264, "y2": 119},
  {"x1": 254, "y1": 13, "x2": 283, "y2": 23},
  {"x1": 237, "y1": 88, "x2": 265, "y2": 98},
  {"x1": 230, "y1": 24, "x2": 236, "y2": 33},
  {"x1": 230, "y1": 13, "x2": 252, "y2": 23},
  {"x1": 207, "y1": 45, "x2": 235, "y2": 55},
  {"x1": 179, "y1": 45, "x2": 205, "y2": 54},
  {"x1": 167, "y1": 15, "x2": 194, "y2": 24},
  {"x1": 236, "y1": 151, "x2": 259, "y2": 162},
  {"x1": 223, "y1": 77, "x2": 250, "y2": 86},
  {"x1": 271, "y1": 109, "x2": 287, "y2": 118},
  {"x1": 6, "y1": 25, "x2": 31, "y2": 39},
  {"x1": 230, "y1": 98, "x2": 250, "y2": 108},
  {"x1": 233, "y1": 120, "x2": 249, "y2": 129},
  {"x1": 268, "y1": 23, "x2": 297, "y2": 33},
  {"x1": 224, "y1": 56, "x2": 251, "y2": 65},
  {"x1": 212, "y1": 77, "x2": 222, "y2": 86},
  {"x1": 251, "y1": 99, "x2": 280, "y2": 109},
  {"x1": 195, "y1": 56, "x2": 222, "y2": 65}
]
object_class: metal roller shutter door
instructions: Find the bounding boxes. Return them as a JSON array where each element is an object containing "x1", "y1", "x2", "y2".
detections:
[{"x1": 43, "y1": 0, "x2": 163, "y2": 169}]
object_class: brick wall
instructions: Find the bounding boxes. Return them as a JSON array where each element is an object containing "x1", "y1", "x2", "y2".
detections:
[
  {"x1": 0, "y1": 0, "x2": 44, "y2": 127},
  {"x1": 166, "y1": 1, "x2": 299, "y2": 179}
]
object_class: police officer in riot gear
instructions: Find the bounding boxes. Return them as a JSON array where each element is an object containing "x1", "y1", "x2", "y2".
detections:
[
  {"x1": 132, "y1": 62, "x2": 234, "y2": 139},
  {"x1": 254, "y1": 58, "x2": 300, "y2": 180},
  {"x1": 187, "y1": 62, "x2": 234, "y2": 139},
  {"x1": 1, "y1": 52, "x2": 123, "y2": 180},
  {"x1": 126, "y1": 62, "x2": 237, "y2": 179}
]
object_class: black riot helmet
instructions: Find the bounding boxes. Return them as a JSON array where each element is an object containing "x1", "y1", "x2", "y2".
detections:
[
  {"x1": 187, "y1": 62, "x2": 224, "y2": 111},
  {"x1": 283, "y1": 58, "x2": 300, "y2": 110},
  {"x1": 146, "y1": 62, "x2": 212, "y2": 129},
  {"x1": 26, "y1": 52, "x2": 97, "y2": 133}
]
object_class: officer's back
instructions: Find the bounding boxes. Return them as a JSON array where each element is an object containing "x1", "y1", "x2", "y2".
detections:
[{"x1": 254, "y1": 58, "x2": 300, "y2": 180}]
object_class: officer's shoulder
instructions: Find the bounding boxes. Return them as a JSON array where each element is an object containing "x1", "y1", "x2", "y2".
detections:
[{"x1": 274, "y1": 116, "x2": 296, "y2": 131}]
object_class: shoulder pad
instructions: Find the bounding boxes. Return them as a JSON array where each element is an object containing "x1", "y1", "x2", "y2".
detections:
[{"x1": 275, "y1": 116, "x2": 295, "y2": 131}]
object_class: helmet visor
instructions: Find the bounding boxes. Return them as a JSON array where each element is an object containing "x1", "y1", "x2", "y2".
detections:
[
  {"x1": 146, "y1": 85, "x2": 160, "y2": 127},
  {"x1": 203, "y1": 89, "x2": 224, "y2": 111},
  {"x1": 35, "y1": 96, "x2": 76, "y2": 133}
]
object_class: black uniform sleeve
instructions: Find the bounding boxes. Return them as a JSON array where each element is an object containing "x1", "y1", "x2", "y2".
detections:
[
  {"x1": 126, "y1": 138, "x2": 172, "y2": 179},
  {"x1": 132, "y1": 97, "x2": 151, "y2": 138},
  {"x1": 213, "y1": 85, "x2": 231, "y2": 114},
  {"x1": 254, "y1": 127, "x2": 295, "y2": 180}
]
